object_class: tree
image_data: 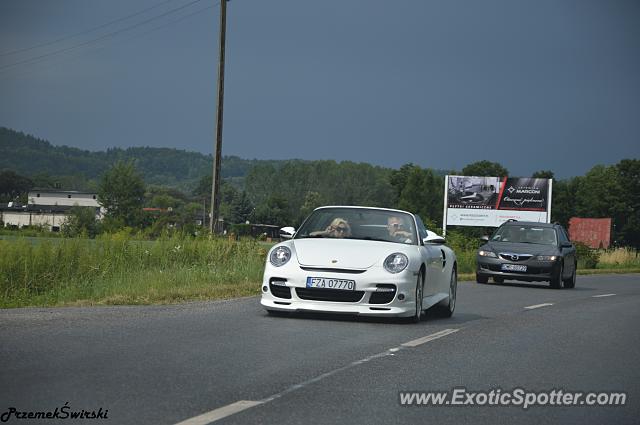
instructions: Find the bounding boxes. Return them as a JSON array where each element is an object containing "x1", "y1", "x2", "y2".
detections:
[
  {"x1": 62, "y1": 206, "x2": 99, "y2": 238},
  {"x1": 615, "y1": 159, "x2": 640, "y2": 248},
  {"x1": 461, "y1": 161, "x2": 509, "y2": 177},
  {"x1": 532, "y1": 170, "x2": 554, "y2": 179},
  {"x1": 229, "y1": 191, "x2": 254, "y2": 224},
  {"x1": 0, "y1": 170, "x2": 32, "y2": 203},
  {"x1": 390, "y1": 163, "x2": 418, "y2": 205},
  {"x1": 97, "y1": 161, "x2": 146, "y2": 228},
  {"x1": 397, "y1": 167, "x2": 444, "y2": 227},
  {"x1": 252, "y1": 195, "x2": 290, "y2": 226}
]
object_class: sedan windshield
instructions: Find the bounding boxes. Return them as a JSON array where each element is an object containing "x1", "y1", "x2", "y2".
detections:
[
  {"x1": 295, "y1": 208, "x2": 417, "y2": 245},
  {"x1": 491, "y1": 226, "x2": 557, "y2": 245}
]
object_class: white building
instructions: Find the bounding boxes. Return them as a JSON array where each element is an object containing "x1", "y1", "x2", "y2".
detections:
[
  {"x1": 1, "y1": 189, "x2": 102, "y2": 231},
  {"x1": 28, "y1": 190, "x2": 100, "y2": 208}
]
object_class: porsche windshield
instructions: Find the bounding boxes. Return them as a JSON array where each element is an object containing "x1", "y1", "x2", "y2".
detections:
[
  {"x1": 295, "y1": 208, "x2": 417, "y2": 245},
  {"x1": 491, "y1": 225, "x2": 558, "y2": 245}
]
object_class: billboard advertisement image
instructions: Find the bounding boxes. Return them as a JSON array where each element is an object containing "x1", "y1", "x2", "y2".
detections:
[{"x1": 444, "y1": 176, "x2": 552, "y2": 229}]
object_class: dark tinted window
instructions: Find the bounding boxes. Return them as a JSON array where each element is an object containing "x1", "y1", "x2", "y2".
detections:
[
  {"x1": 557, "y1": 226, "x2": 570, "y2": 243},
  {"x1": 492, "y1": 225, "x2": 557, "y2": 245}
]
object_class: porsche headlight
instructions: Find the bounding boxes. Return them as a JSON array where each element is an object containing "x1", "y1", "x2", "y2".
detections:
[
  {"x1": 536, "y1": 255, "x2": 557, "y2": 261},
  {"x1": 384, "y1": 253, "x2": 409, "y2": 274},
  {"x1": 269, "y1": 246, "x2": 291, "y2": 267},
  {"x1": 478, "y1": 250, "x2": 497, "y2": 258}
]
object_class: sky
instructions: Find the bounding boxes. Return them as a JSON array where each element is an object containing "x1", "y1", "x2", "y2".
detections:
[{"x1": 0, "y1": 0, "x2": 639, "y2": 178}]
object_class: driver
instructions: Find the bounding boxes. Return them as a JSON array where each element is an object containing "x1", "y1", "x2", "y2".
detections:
[{"x1": 387, "y1": 216, "x2": 413, "y2": 242}]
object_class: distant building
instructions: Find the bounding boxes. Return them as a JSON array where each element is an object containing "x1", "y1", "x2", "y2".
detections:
[
  {"x1": 28, "y1": 189, "x2": 100, "y2": 208},
  {"x1": 568, "y1": 217, "x2": 612, "y2": 249},
  {"x1": 1, "y1": 189, "x2": 102, "y2": 231}
]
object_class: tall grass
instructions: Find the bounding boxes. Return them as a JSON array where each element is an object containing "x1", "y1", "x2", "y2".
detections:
[
  {"x1": 0, "y1": 234, "x2": 267, "y2": 308},
  {"x1": 596, "y1": 247, "x2": 640, "y2": 269}
]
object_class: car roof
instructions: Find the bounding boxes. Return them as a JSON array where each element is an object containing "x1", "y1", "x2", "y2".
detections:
[{"x1": 500, "y1": 221, "x2": 557, "y2": 228}]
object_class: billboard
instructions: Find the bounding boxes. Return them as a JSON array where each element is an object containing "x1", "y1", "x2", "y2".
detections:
[{"x1": 443, "y1": 175, "x2": 552, "y2": 229}]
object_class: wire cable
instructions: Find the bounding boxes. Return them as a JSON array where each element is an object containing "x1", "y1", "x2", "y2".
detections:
[
  {"x1": 0, "y1": 0, "x2": 209, "y2": 71},
  {"x1": 0, "y1": 2, "x2": 218, "y2": 79},
  {"x1": 0, "y1": 0, "x2": 179, "y2": 57}
]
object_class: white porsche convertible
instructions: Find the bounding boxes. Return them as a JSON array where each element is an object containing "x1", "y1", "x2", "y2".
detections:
[{"x1": 260, "y1": 206, "x2": 458, "y2": 322}]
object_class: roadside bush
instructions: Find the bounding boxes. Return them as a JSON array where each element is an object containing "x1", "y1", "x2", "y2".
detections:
[{"x1": 575, "y1": 242, "x2": 599, "y2": 269}]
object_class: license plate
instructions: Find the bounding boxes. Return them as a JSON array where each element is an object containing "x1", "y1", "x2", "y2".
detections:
[
  {"x1": 306, "y1": 277, "x2": 356, "y2": 290},
  {"x1": 501, "y1": 264, "x2": 527, "y2": 272}
]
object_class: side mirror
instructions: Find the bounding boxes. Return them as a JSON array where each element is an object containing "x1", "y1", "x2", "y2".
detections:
[
  {"x1": 480, "y1": 235, "x2": 489, "y2": 242},
  {"x1": 279, "y1": 226, "x2": 295, "y2": 239},
  {"x1": 423, "y1": 230, "x2": 446, "y2": 245},
  {"x1": 561, "y1": 241, "x2": 572, "y2": 248}
]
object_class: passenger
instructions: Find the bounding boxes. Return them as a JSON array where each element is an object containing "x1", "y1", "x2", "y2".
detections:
[{"x1": 310, "y1": 218, "x2": 352, "y2": 238}]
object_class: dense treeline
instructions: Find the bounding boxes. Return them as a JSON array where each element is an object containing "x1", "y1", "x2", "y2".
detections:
[
  {"x1": 1, "y1": 127, "x2": 638, "y2": 248},
  {"x1": 0, "y1": 127, "x2": 288, "y2": 191}
]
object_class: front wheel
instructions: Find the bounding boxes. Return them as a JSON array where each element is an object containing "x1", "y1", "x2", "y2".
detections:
[
  {"x1": 563, "y1": 263, "x2": 576, "y2": 288},
  {"x1": 436, "y1": 268, "x2": 457, "y2": 318},
  {"x1": 476, "y1": 273, "x2": 488, "y2": 284},
  {"x1": 550, "y1": 262, "x2": 564, "y2": 289},
  {"x1": 411, "y1": 271, "x2": 424, "y2": 323}
]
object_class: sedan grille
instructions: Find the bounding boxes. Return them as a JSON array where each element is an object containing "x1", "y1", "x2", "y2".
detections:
[
  {"x1": 498, "y1": 253, "x2": 533, "y2": 262},
  {"x1": 295, "y1": 288, "x2": 365, "y2": 302}
]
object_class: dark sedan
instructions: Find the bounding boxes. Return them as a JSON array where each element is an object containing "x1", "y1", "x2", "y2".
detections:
[{"x1": 476, "y1": 221, "x2": 577, "y2": 289}]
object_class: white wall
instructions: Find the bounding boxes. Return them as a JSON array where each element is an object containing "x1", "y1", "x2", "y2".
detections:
[
  {"x1": 28, "y1": 191, "x2": 99, "y2": 208},
  {"x1": 0, "y1": 211, "x2": 70, "y2": 230}
]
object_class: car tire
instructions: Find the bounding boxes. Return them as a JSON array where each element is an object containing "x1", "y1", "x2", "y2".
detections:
[
  {"x1": 435, "y1": 268, "x2": 457, "y2": 318},
  {"x1": 411, "y1": 270, "x2": 424, "y2": 323},
  {"x1": 493, "y1": 277, "x2": 504, "y2": 284},
  {"x1": 550, "y1": 262, "x2": 564, "y2": 289},
  {"x1": 476, "y1": 273, "x2": 488, "y2": 284},
  {"x1": 563, "y1": 262, "x2": 576, "y2": 289}
]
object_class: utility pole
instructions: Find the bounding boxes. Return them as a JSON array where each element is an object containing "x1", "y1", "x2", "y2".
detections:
[{"x1": 209, "y1": 0, "x2": 228, "y2": 233}]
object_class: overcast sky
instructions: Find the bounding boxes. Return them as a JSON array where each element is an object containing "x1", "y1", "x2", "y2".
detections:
[{"x1": 1, "y1": 0, "x2": 638, "y2": 178}]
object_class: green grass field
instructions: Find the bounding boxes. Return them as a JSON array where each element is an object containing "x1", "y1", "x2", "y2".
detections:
[
  {"x1": 0, "y1": 234, "x2": 637, "y2": 308},
  {"x1": 0, "y1": 234, "x2": 267, "y2": 308}
]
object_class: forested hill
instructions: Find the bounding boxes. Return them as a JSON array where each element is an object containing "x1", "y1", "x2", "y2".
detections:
[{"x1": 0, "y1": 127, "x2": 291, "y2": 190}]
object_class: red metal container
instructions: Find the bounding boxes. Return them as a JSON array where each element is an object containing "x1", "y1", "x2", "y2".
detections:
[{"x1": 568, "y1": 218, "x2": 612, "y2": 249}]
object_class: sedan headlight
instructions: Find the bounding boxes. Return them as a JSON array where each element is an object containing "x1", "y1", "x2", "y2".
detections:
[
  {"x1": 384, "y1": 253, "x2": 409, "y2": 274},
  {"x1": 478, "y1": 250, "x2": 497, "y2": 258},
  {"x1": 536, "y1": 255, "x2": 558, "y2": 261},
  {"x1": 269, "y1": 246, "x2": 291, "y2": 267}
]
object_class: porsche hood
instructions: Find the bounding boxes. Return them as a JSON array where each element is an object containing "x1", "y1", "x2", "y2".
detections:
[{"x1": 292, "y1": 239, "x2": 398, "y2": 269}]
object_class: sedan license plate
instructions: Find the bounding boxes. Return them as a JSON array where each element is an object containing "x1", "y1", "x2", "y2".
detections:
[
  {"x1": 306, "y1": 277, "x2": 356, "y2": 290},
  {"x1": 501, "y1": 264, "x2": 527, "y2": 272}
]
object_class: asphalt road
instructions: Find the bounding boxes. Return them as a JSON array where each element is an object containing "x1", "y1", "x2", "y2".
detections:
[{"x1": 1, "y1": 274, "x2": 639, "y2": 424}]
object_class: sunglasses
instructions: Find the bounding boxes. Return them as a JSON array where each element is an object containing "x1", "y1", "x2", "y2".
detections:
[
  {"x1": 335, "y1": 226, "x2": 348, "y2": 232},
  {"x1": 389, "y1": 223, "x2": 404, "y2": 229}
]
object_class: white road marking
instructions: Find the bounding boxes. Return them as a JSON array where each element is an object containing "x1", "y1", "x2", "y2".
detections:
[
  {"x1": 401, "y1": 328, "x2": 460, "y2": 347},
  {"x1": 524, "y1": 303, "x2": 554, "y2": 310},
  {"x1": 175, "y1": 329, "x2": 460, "y2": 424},
  {"x1": 174, "y1": 400, "x2": 262, "y2": 425},
  {"x1": 592, "y1": 293, "x2": 616, "y2": 298}
]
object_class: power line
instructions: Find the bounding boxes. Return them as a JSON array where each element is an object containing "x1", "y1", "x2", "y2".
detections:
[
  {"x1": 0, "y1": 3, "x2": 218, "y2": 79},
  {"x1": 0, "y1": 0, "x2": 209, "y2": 71},
  {"x1": 0, "y1": 0, "x2": 178, "y2": 57}
]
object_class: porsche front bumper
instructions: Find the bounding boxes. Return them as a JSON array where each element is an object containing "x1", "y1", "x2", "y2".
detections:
[{"x1": 260, "y1": 262, "x2": 419, "y2": 317}]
